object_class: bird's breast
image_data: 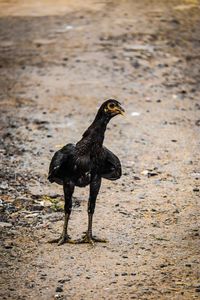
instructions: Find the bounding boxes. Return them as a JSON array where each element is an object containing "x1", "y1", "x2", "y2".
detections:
[{"x1": 75, "y1": 171, "x2": 91, "y2": 187}]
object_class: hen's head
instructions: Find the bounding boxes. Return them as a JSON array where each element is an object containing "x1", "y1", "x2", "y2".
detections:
[{"x1": 98, "y1": 99, "x2": 125, "y2": 118}]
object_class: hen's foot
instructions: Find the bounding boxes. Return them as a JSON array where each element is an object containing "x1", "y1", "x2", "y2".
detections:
[
  {"x1": 75, "y1": 233, "x2": 108, "y2": 245},
  {"x1": 48, "y1": 234, "x2": 75, "y2": 245}
]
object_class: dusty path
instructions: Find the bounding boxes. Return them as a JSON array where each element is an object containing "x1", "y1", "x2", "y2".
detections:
[{"x1": 0, "y1": 0, "x2": 200, "y2": 299}]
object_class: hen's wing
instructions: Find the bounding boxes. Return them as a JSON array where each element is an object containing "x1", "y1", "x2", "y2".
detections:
[
  {"x1": 48, "y1": 143, "x2": 75, "y2": 185},
  {"x1": 101, "y1": 146, "x2": 122, "y2": 180}
]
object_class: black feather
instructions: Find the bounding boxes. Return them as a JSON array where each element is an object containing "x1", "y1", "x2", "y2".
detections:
[
  {"x1": 48, "y1": 99, "x2": 123, "y2": 187},
  {"x1": 47, "y1": 99, "x2": 124, "y2": 244}
]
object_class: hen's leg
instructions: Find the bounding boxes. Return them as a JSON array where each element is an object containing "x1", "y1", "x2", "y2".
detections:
[
  {"x1": 49, "y1": 180, "x2": 75, "y2": 245},
  {"x1": 76, "y1": 176, "x2": 107, "y2": 245}
]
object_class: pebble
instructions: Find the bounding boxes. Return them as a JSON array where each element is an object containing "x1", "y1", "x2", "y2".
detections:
[
  {"x1": 13, "y1": 197, "x2": 27, "y2": 208},
  {"x1": 132, "y1": 61, "x2": 140, "y2": 69},
  {"x1": 195, "y1": 120, "x2": 200, "y2": 126},
  {"x1": 0, "y1": 222, "x2": 12, "y2": 228},
  {"x1": 185, "y1": 264, "x2": 191, "y2": 267},
  {"x1": 24, "y1": 213, "x2": 39, "y2": 218},
  {"x1": 58, "y1": 278, "x2": 70, "y2": 283},
  {"x1": 160, "y1": 264, "x2": 167, "y2": 268},
  {"x1": 131, "y1": 112, "x2": 140, "y2": 117},
  {"x1": 0, "y1": 182, "x2": 9, "y2": 190},
  {"x1": 55, "y1": 286, "x2": 63, "y2": 293},
  {"x1": 54, "y1": 294, "x2": 64, "y2": 299},
  {"x1": 141, "y1": 169, "x2": 159, "y2": 177},
  {"x1": 133, "y1": 176, "x2": 141, "y2": 180},
  {"x1": 137, "y1": 194, "x2": 146, "y2": 200},
  {"x1": 4, "y1": 243, "x2": 13, "y2": 249},
  {"x1": 126, "y1": 283, "x2": 134, "y2": 287},
  {"x1": 30, "y1": 204, "x2": 44, "y2": 211},
  {"x1": 110, "y1": 281, "x2": 117, "y2": 284}
]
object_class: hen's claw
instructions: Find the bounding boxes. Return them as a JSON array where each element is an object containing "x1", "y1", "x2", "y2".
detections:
[
  {"x1": 48, "y1": 235, "x2": 75, "y2": 245},
  {"x1": 75, "y1": 233, "x2": 108, "y2": 245}
]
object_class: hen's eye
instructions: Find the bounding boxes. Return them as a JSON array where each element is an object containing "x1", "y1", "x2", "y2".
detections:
[{"x1": 108, "y1": 103, "x2": 115, "y2": 109}]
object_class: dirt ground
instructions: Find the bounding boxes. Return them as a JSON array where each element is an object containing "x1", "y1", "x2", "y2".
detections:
[{"x1": 0, "y1": 0, "x2": 200, "y2": 299}]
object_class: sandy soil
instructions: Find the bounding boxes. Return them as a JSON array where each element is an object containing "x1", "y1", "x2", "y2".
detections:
[{"x1": 0, "y1": 0, "x2": 200, "y2": 299}]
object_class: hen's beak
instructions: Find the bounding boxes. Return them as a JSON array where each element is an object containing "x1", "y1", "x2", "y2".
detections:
[{"x1": 116, "y1": 104, "x2": 125, "y2": 116}]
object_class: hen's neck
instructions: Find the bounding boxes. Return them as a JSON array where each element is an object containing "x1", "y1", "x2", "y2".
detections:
[{"x1": 76, "y1": 112, "x2": 110, "y2": 152}]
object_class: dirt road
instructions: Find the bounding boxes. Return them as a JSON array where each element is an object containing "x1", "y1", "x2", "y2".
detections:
[{"x1": 0, "y1": 0, "x2": 200, "y2": 299}]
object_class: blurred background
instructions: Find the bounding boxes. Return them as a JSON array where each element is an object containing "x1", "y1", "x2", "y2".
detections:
[{"x1": 0, "y1": 1, "x2": 200, "y2": 299}]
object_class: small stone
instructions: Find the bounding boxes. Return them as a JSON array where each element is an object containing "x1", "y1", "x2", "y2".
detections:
[
  {"x1": 55, "y1": 286, "x2": 63, "y2": 293},
  {"x1": 0, "y1": 222, "x2": 12, "y2": 228},
  {"x1": 193, "y1": 187, "x2": 199, "y2": 192},
  {"x1": 127, "y1": 283, "x2": 133, "y2": 287},
  {"x1": 121, "y1": 272, "x2": 128, "y2": 276},
  {"x1": 138, "y1": 194, "x2": 146, "y2": 200},
  {"x1": 58, "y1": 278, "x2": 70, "y2": 283},
  {"x1": 160, "y1": 264, "x2": 167, "y2": 268},
  {"x1": 4, "y1": 243, "x2": 13, "y2": 249},
  {"x1": 133, "y1": 176, "x2": 140, "y2": 180},
  {"x1": 0, "y1": 182, "x2": 9, "y2": 190},
  {"x1": 132, "y1": 61, "x2": 140, "y2": 69},
  {"x1": 195, "y1": 120, "x2": 200, "y2": 126},
  {"x1": 54, "y1": 294, "x2": 64, "y2": 299},
  {"x1": 30, "y1": 204, "x2": 44, "y2": 211},
  {"x1": 185, "y1": 264, "x2": 191, "y2": 267},
  {"x1": 141, "y1": 169, "x2": 158, "y2": 177},
  {"x1": 25, "y1": 282, "x2": 35, "y2": 289},
  {"x1": 180, "y1": 89, "x2": 186, "y2": 94}
]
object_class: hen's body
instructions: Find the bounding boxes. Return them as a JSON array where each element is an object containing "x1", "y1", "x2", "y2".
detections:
[
  {"x1": 48, "y1": 99, "x2": 124, "y2": 245},
  {"x1": 48, "y1": 143, "x2": 121, "y2": 185}
]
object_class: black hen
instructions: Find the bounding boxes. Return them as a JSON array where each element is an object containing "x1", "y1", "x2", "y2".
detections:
[{"x1": 48, "y1": 99, "x2": 124, "y2": 245}]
